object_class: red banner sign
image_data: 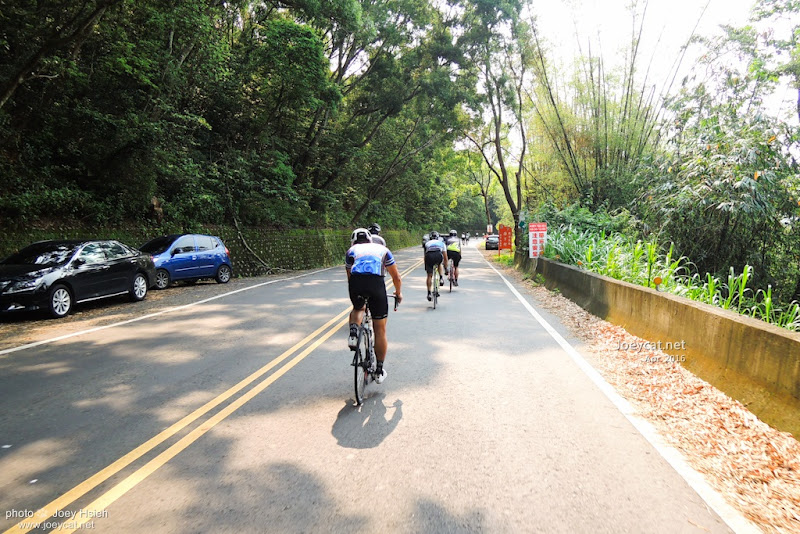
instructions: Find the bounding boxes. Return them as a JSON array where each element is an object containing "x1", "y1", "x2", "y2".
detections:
[
  {"x1": 528, "y1": 222, "x2": 548, "y2": 258},
  {"x1": 499, "y1": 225, "x2": 513, "y2": 250}
]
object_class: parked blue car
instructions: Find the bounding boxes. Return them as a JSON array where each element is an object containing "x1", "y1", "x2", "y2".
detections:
[{"x1": 139, "y1": 234, "x2": 233, "y2": 289}]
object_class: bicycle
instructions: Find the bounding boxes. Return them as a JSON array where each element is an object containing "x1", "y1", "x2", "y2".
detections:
[
  {"x1": 352, "y1": 294, "x2": 399, "y2": 406},
  {"x1": 431, "y1": 265, "x2": 441, "y2": 309},
  {"x1": 447, "y1": 258, "x2": 455, "y2": 293}
]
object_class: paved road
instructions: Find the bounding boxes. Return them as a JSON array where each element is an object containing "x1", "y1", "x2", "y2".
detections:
[{"x1": 0, "y1": 245, "x2": 734, "y2": 533}]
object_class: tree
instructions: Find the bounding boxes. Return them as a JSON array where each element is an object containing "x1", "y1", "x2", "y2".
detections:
[
  {"x1": 459, "y1": 0, "x2": 534, "y2": 255},
  {"x1": 639, "y1": 18, "x2": 800, "y2": 303},
  {"x1": 463, "y1": 150, "x2": 497, "y2": 232},
  {"x1": 527, "y1": 2, "x2": 663, "y2": 210},
  {"x1": 0, "y1": 0, "x2": 125, "y2": 110}
]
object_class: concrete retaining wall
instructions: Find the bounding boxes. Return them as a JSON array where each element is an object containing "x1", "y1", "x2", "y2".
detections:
[{"x1": 516, "y1": 256, "x2": 800, "y2": 438}]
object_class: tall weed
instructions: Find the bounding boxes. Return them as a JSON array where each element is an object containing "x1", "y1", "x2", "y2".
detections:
[{"x1": 543, "y1": 225, "x2": 799, "y2": 332}]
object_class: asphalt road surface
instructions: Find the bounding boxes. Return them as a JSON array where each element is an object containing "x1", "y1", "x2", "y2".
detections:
[{"x1": 0, "y1": 244, "x2": 738, "y2": 533}]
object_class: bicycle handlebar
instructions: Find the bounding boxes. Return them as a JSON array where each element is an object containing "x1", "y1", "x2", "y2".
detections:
[{"x1": 392, "y1": 293, "x2": 400, "y2": 311}]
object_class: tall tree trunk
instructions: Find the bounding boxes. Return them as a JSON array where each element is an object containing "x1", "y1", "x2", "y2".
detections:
[{"x1": 483, "y1": 193, "x2": 492, "y2": 233}]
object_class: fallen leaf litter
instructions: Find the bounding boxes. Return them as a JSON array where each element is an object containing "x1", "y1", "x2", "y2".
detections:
[{"x1": 523, "y1": 280, "x2": 800, "y2": 534}]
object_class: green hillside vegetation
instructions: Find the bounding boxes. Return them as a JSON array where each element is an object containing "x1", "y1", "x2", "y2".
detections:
[{"x1": 1, "y1": 1, "x2": 798, "y2": 309}]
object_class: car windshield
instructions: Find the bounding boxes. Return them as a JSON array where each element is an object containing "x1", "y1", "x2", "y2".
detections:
[
  {"x1": 139, "y1": 235, "x2": 178, "y2": 255},
  {"x1": 2, "y1": 243, "x2": 78, "y2": 266}
]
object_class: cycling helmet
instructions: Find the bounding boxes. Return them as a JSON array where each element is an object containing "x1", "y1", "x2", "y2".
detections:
[
  {"x1": 350, "y1": 228, "x2": 373, "y2": 245},
  {"x1": 450, "y1": 229, "x2": 458, "y2": 237},
  {"x1": 368, "y1": 223, "x2": 381, "y2": 235},
  {"x1": 430, "y1": 231, "x2": 440, "y2": 240}
]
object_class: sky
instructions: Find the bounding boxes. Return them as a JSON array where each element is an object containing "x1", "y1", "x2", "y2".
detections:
[
  {"x1": 531, "y1": 0, "x2": 798, "y2": 118},
  {"x1": 532, "y1": 0, "x2": 754, "y2": 78}
]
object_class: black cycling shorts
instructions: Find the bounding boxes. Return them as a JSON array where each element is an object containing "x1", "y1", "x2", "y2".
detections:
[
  {"x1": 447, "y1": 250, "x2": 462, "y2": 267},
  {"x1": 424, "y1": 251, "x2": 444, "y2": 274},
  {"x1": 348, "y1": 274, "x2": 389, "y2": 320}
]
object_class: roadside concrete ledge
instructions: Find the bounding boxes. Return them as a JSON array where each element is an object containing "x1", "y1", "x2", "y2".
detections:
[{"x1": 517, "y1": 256, "x2": 800, "y2": 438}]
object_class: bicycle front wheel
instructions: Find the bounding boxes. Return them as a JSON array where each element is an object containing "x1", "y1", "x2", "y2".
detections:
[{"x1": 353, "y1": 328, "x2": 368, "y2": 405}]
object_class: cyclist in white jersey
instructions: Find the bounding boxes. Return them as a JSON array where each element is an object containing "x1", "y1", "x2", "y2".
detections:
[
  {"x1": 345, "y1": 228, "x2": 403, "y2": 384},
  {"x1": 422, "y1": 231, "x2": 448, "y2": 301}
]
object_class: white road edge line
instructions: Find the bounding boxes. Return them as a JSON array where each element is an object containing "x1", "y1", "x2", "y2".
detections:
[
  {"x1": 0, "y1": 267, "x2": 335, "y2": 357},
  {"x1": 483, "y1": 257, "x2": 761, "y2": 534}
]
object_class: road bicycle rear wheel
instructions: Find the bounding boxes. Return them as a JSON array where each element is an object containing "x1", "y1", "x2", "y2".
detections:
[
  {"x1": 448, "y1": 259, "x2": 454, "y2": 292},
  {"x1": 353, "y1": 327, "x2": 368, "y2": 405},
  {"x1": 433, "y1": 270, "x2": 439, "y2": 309}
]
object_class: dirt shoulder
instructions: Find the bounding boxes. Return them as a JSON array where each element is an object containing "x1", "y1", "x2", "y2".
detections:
[
  {"x1": 0, "y1": 273, "x2": 292, "y2": 352},
  {"x1": 478, "y1": 247, "x2": 799, "y2": 534}
]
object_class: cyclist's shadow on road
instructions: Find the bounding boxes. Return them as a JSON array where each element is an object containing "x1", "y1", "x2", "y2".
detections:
[{"x1": 332, "y1": 393, "x2": 402, "y2": 449}]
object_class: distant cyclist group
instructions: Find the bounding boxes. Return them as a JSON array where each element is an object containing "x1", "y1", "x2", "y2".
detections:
[
  {"x1": 344, "y1": 224, "x2": 467, "y2": 396},
  {"x1": 422, "y1": 229, "x2": 461, "y2": 300}
]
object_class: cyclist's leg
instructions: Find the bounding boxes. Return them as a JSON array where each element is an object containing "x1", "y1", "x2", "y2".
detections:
[
  {"x1": 451, "y1": 251, "x2": 461, "y2": 281},
  {"x1": 348, "y1": 275, "x2": 367, "y2": 326},
  {"x1": 372, "y1": 316, "x2": 388, "y2": 382},
  {"x1": 349, "y1": 307, "x2": 365, "y2": 326},
  {"x1": 373, "y1": 318, "x2": 388, "y2": 362},
  {"x1": 364, "y1": 277, "x2": 389, "y2": 382},
  {"x1": 424, "y1": 252, "x2": 436, "y2": 293}
]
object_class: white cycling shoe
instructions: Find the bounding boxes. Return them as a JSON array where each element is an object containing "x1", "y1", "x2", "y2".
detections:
[
  {"x1": 347, "y1": 325, "x2": 358, "y2": 350},
  {"x1": 375, "y1": 367, "x2": 387, "y2": 384}
]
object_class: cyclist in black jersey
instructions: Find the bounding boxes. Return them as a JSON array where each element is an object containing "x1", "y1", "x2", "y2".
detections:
[
  {"x1": 368, "y1": 222, "x2": 386, "y2": 247},
  {"x1": 445, "y1": 229, "x2": 462, "y2": 286}
]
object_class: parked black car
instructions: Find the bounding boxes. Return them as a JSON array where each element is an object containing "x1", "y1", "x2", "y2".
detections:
[
  {"x1": 0, "y1": 240, "x2": 156, "y2": 318},
  {"x1": 485, "y1": 235, "x2": 500, "y2": 250}
]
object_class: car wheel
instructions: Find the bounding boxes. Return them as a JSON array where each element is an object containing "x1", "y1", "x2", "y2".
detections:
[
  {"x1": 49, "y1": 285, "x2": 73, "y2": 318},
  {"x1": 155, "y1": 269, "x2": 171, "y2": 290},
  {"x1": 130, "y1": 273, "x2": 148, "y2": 301},
  {"x1": 215, "y1": 264, "x2": 232, "y2": 284}
]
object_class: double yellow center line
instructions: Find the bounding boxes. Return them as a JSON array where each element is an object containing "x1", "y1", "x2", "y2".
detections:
[{"x1": 5, "y1": 260, "x2": 421, "y2": 534}]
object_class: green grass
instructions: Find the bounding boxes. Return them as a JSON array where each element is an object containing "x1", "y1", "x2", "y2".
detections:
[
  {"x1": 492, "y1": 253, "x2": 515, "y2": 267},
  {"x1": 544, "y1": 225, "x2": 800, "y2": 332}
]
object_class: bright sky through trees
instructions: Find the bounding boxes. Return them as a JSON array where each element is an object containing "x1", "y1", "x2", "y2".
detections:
[
  {"x1": 533, "y1": 0, "x2": 753, "y2": 73},
  {"x1": 532, "y1": 0, "x2": 797, "y2": 118}
]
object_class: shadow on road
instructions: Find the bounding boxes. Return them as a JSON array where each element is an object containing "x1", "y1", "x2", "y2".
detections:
[{"x1": 331, "y1": 394, "x2": 403, "y2": 449}]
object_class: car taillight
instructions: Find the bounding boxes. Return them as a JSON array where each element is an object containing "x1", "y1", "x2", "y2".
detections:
[{"x1": 225, "y1": 247, "x2": 230, "y2": 256}]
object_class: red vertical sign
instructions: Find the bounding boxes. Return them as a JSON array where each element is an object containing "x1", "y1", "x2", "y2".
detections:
[
  {"x1": 528, "y1": 222, "x2": 548, "y2": 258},
  {"x1": 499, "y1": 225, "x2": 513, "y2": 250}
]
